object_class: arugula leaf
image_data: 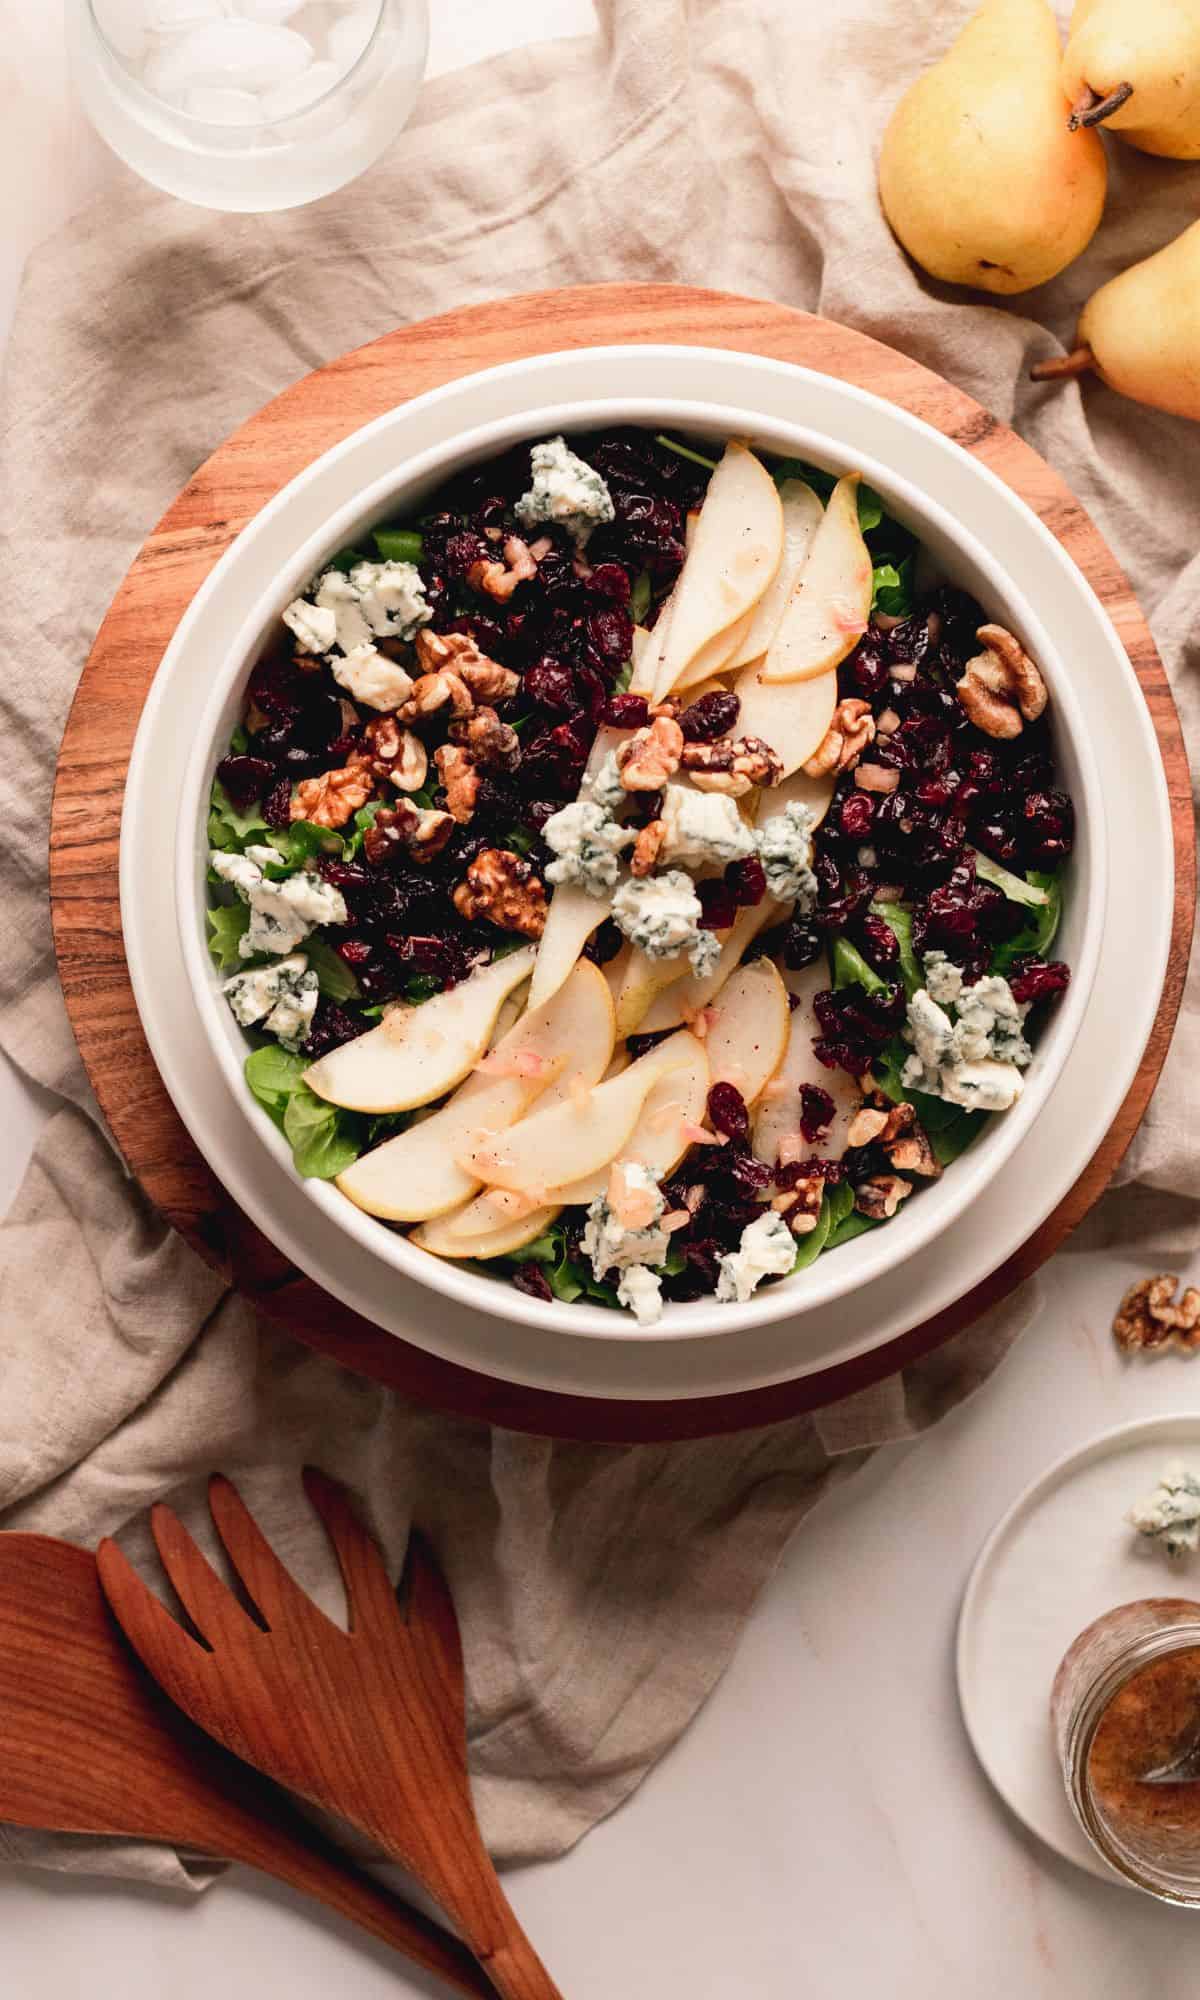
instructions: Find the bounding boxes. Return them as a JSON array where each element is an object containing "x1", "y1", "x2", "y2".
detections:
[
  {"x1": 207, "y1": 902, "x2": 252, "y2": 971},
  {"x1": 344, "y1": 800, "x2": 387, "y2": 859},
  {"x1": 831, "y1": 937, "x2": 888, "y2": 996},
  {"x1": 513, "y1": 1218, "x2": 623, "y2": 1307},
  {"x1": 244, "y1": 1044, "x2": 309, "y2": 1130},
  {"x1": 654, "y1": 433, "x2": 718, "y2": 473},
  {"x1": 267, "y1": 819, "x2": 345, "y2": 869},
  {"x1": 872, "y1": 553, "x2": 915, "y2": 618},
  {"x1": 791, "y1": 1200, "x2": 833, "y2": 1271},
  {"x1": 230, "y1": 724, "x2": 250, "y2": 755},
  {"x1": 611, "y1": 655, "x2": 635, "y2": 697},
  {"x1": 404, "y1": 972, "x2": 443, "y2": 1003},
  {"x1": 972, "y1": 849, "x2": 1049, "y2": 908},
  {"x1": 282, "y1": 1086, "x2": 362, "y2": 1180},
  {"x1": 373, "y1": 528, "x2": 424, "y2": 564},
  {"x1": 989, "y1": 870, "x2": 1063, "y2": 977},
  {"x1": 303, "y1": 933, "x2": 360, "y2": 1002},
  {"x1": 208, "y1": 779, "x2": 267, "y2": 851},
  {"x1": 503, "y1": 824, "x2": 537, "y2": 858},
  {"x1": 870, "y1": 900, "x2": 921, "y2": 999},
  {"x1": 630, "y1": 569, "x2": 653, "y2": 624},
  {"x1": 324, "y1": 545, "x2": 371, "y2": 575},
  {"x1": 931, "y1": 1110, "x2": 985, "y2": 1166},
  {"x1": 769, "y1": 458, "x2": 885, "y2": 534}
]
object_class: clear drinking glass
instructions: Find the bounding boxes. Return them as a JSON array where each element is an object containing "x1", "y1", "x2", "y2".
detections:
[
  {"x1": 1051, "y1": 1596, "x2": 1200, "y2": 1902},
  {"x1": 68, "y1": 0, "x2": 429, "y2": 213}
]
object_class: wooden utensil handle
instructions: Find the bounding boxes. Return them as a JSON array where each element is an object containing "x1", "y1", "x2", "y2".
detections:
[{"x1": 477, "y1": 1928, "x2": 566, "y2": 2000}]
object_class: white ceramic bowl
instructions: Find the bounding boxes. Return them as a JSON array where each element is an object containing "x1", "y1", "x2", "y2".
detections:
[{"x1": 174, "y1": 387, "x2": 1106, "y2": 1344}]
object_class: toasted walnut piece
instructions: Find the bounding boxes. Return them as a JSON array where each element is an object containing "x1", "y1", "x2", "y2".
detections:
[
  {"x1": 363, "y1": 715, "x2": 429, "y2": 793},
  {"x1": 846, "y1": 1106, "x2": 890, "y2": 1149},
  {"x1": 682, "y1": 733, "x2": 783, "y2": 797},
  {"x1": 453, "y1": 847, "x2": 547, "y2": 939},
  {"x1": 773, "y1": 1172, "x2": 825, "y2": 1236},
  {"x1": 855, "y1": 762, "x2": 899, "y2": 794},
  {"x1": 803, "y1": 698, "x2": 876, "y2": 778},
  {"x1": 630, "y1": 819, "x2": 666, "y2": 877},
  {"x1": 854, "y1": 1173, "x2": 913, "y2": 1221},
  {"x1": 434, "y1": 743, "x2": 480, "y2": 825},
  {"x1": 615, "y1": 715, "x2": 685, "y2": 791},
  {"x1": 362, "y1": 801, "x2": 454, "y2": 867},
  {"x1": 957, "y1": 624, "x2": 1048, "y2": 740},
  {"x1": 395, "y1": 669, "x2": 474, "y2": 724},
  {"x1": 291, "y1": 751, "x2": 376, "y2": 830},
  {"x1": 467, "y1": 534, "x2": 538, "y2": 602},
  {"x1": 887, "y1": 1122, "x2": 941, "y2": 1180},
  {"x1": 409, "y1": 807, "x2": 456, "y2": 861},
  {"x1": 1113, "y1": 1275, "x2": 1200, "y2": 1354},
  {"x1": 448, "y1": 705, "x2": 521, "y2": 771}
]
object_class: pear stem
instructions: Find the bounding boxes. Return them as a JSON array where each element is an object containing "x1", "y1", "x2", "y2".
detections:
[
  {"x1": 1068, "y1": 81, "x2": 1134, "y2": 130},
  {"x1": 1030, "y1": 347, "x2": 1096, "y2": 384}
]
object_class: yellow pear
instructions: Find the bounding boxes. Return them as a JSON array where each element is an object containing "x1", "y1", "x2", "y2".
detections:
[
  {"x1": 878, "y1": 0, "x2": 1108, "y2": 294},
  {"x1": 1030, "y1": 220, "x2": 1200, "y2": 420},
  {"x1": 1063, "y1": 0, "x2": 1200, "y2": 157}
]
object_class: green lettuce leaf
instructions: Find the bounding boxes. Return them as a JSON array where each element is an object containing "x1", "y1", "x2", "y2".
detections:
[
  {"x1": 871, "y1": 553, "x2": 915, "y2": 618},
  {"x1": 373, "y1": 528, "x2": 424, "y2": 564},
  {"x1": 208, "y1": 779, "x2": 267, "y2": 851},
  {"x1": 206, "y1": 902, "x2": 252, "y2": 971},
  {"x1": 989, "y1": 870, "x2": 1063, "y2": 977},
  {"x1": 303, "y1": 933, "x2": 360, "y2": 1002},
  {"x1": 972, "y1": 849, "x2": 1049, "y2": 908},
  {"x1": 831, "y1": 937, "x2": 889, "y2": 996},
  {"x1": 870, "y1": 900, "x2": 922, "y2": 998},
  {"x1": 630, "y1": 569, "x2": 653, "y2": 624}
]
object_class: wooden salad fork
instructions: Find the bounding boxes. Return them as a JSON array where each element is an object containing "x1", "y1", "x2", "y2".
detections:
[
  {"x1": 98, "y1": 1470, "x2": 565, "y2": 2000},
  {"x1": 0, "y1": 1532, "x2": 489, "y2": 1997}
]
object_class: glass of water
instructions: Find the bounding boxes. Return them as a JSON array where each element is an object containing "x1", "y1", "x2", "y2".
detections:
[{"x1": 68, "y1": 0, "x2": 429, "y2": 213}]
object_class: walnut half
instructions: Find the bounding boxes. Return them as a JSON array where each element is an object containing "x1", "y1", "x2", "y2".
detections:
[
  {"x1": 1113, "y1": 1275, "x2": 1200, "y2": 1354},
  {"x1": 956, "y1": 625, "x2": 1047, "y2": 741},
  {"x1": 803, "y1": 699, "x2": 876, "y2": 778},
  {"x1": 453, "y1": 848, "x2": 547, "y2": 938},
  {"x1": 291, "y1": 751, "x2": 376, "y2": 829}
]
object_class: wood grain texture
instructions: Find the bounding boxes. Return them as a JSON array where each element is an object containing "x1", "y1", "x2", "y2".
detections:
[
  {"x1": 0, "y1": 1532, "x2": 492, "y2": 1997},
  {"x1": 98, "y1": 1473, "x2": 563, "y2": 2000},
  {"x1": 49, "y1": 283, "x2": 1195, "y2": 1443}
]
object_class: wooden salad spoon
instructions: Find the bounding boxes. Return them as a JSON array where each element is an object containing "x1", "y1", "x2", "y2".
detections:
[
  {"x1": 0, "y1": 1531, "x2": 490, "y2": 1996},
  {"x1": 98, "y1": 1470, "x2": 565, "y2": 2000}
]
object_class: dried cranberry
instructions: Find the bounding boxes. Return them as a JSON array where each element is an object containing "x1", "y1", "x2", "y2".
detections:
[
  {"x1": 781, "y1": 919, "x2": 823, "y2": 969},
  {"x1": 845, "y1": 631, "x2": 890, "y2": 699},
  {"x1": 319, "y1": 857, "x2": 371, "y2": 890},
  {"x1": 799, "y1": 1084, "x2": 835, "y2": 1143},
  {"x1": 601, "y1": 692, "x2": 651, "y2": 728},
  {"x1": 697, "y1": 879, "x2": 738, "y2": 932},
  {"x1": 262, "y1": 777, "x2": 294, "y2": 829},
  {"x1": 303, "y1": 1002, "x2": 362, "y2": 1059},
  {"x1": 726, "y1": 855, "x2": 767, "y2": 907},
  {"x1": 838, "y1": 791, "x2": 876, "y2": 840},
  {"x1": 511, "y1": 1263, "x2": 553, "y2": 1303},
  {"x1": 1020, "y1": 788, "x2": 1075, "y2": 867},
  {"x1": 216, "y1": 754, "x2": 274, "y2": 808},
  {"x1": 718, "y1": 1146, "x2": 774, "y2": 1198},
  {"x1": 247, "y1": 654, "x2": 302, "y2": 723},
  {"x1": 776, "y1": 1156, "x2": 844, "y2": 1190},
  {"x1": 443, "y1": 528, "x2": 491, "y2": 580},
  {"x1": 588, "y1": 562, "x2": 632, "y2": 602},
  {"x1": 585, "y1": 604, "x2": 634, "y2": 670},
  {"x1": 523, "y1": 656, "x2": 578, "y2": 714},
  {"x1": 885, "y1": 611, "x2": 939, "y2": 674},
  {"x1": 583, "y1": 919, "x2": 623, "y2": 966},
  {"x1": 859, "y1": 913, "x2": 900, "y2": 970},
  {"x1": 679, "y1": 690, "x2": 740, "y2": 742},
  {"x1": 521, "y1": 716, "x2": 593, "y2": 794},
  {"x1": 707, "y1": 1082, "x2": 750, "y2": 1142},
  {"x1": 335, "y1": 938, "x2": 373, "y2": 968},
  {"x1": 1008, "y1": 957, "x2": 1071, "y2": 1005}
]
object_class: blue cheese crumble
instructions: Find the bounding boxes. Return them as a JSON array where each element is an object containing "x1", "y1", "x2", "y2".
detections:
[
  {"x1": 515, "y1": 436, "x2": 615, "y2": 546},
  {"x1": 589, "y1": 749, "x2": 628, "y2": 813},
  {"x1": 716, "y1": 1211, "x2": 796, "y2": 1303},
  {"x1": 611, "y1": 870, "x2": 721, "y2": 977},
  {"x1": 223, "y1": 953, "x2": 318, "y2": 1052},
  {"x1": 210, "y1": 850, "x2": 348, "y2": 960},
  {"x1": 582, "y1": 1165, "x2": 670, "y2": 1325},
  {"x1": 901, "y1": 953, "x2": 1032, "y2": 1112},
  {"x1": 329, "y1": 643, "x2": 414, "y2": 712},
  {"x1": 659, "y1": 785, "x2": 757, "y2": 868},
  {"x1": 1129, "y1": 1463, "x2": 1200, "y2": 1559},
  {"x1": 756, "y1": 802, "x2": 817, "y2": 907},
  {"x1": 542, "y1": 801, "x2": 634, "y2": 896},
  {"x1": 616, "y1": 1265, "x2": 665, "y2": 1326},
  {"x1": 282, "y1": 598, "x2": 337, "y2": 655}
]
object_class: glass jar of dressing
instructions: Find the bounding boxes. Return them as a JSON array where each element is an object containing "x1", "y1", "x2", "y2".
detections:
[{"x1": 1052, "y1": 1597, "x2": 1200, "y2": 1901}]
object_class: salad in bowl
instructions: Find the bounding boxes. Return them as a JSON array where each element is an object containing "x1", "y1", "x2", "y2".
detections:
[{"x1": 204, "y1": 426, "x2": 1075, "y2": 1327}]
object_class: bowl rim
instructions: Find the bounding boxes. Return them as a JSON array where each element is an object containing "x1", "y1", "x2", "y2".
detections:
[{"x1": 173, "y1": 388, "x2": 1108, "y2": 1345}]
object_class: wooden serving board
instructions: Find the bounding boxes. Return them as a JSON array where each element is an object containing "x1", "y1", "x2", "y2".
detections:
[{"x1": 49, "y1": 284, "x2": 1194, "y2": 1444}]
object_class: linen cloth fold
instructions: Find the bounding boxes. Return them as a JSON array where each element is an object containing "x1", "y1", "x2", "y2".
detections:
[{"x1": 0, "y1": 0, "x2": 1195, "y2": 1889}]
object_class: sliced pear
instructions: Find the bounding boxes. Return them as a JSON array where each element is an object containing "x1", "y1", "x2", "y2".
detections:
[
  {"x1": 636, "y1": 897, "x2": 784, "y2": 1034},
  {"x1": 703, "y1": 960, "x2": 790, "y2": 1105},
  {"x1": 752, "y1": 958, "x2": 863, "y2": 1167},
  {"x1": 760, "y1": 474, "x2": 872, "y2": 685},
  {"x1": 334, "y1": 961, "x2": 614, "y2": 1221},
  {"x1": 766, "y1": 763, "x2": 837, "y2": 829},
  {"x1": 602, "y1": 940, "x2": 632, "y2": 1006},
  {"x1": 545, "y1": 1032, "x2": 710, "y2": 1205},
  {"x1": 305, "y1": 948, "x2": 534, "y2": 1115},
  {"x1": 732, "y1": 659, "x2": 838, "y2": 782},
  {"x1": 632, "y1": 588, "x2": 678, "y2": 701},
  {"x1": 458, "y1": 1036, "x2": 694, "y2": 1198},
  {"x1": 612, "y1": 944, "x2": 690, "y2": 1037},
  {"x1": 670, "y1": 604, "x2": 757, "y2": 695},
  {"x1": 652, "y1": 444, "x2": 784, "y2": 700},
  {"x1": 728, "y1": 479, "x2": 824, "y2": 671},
  {"x1": 528, "y1": 881, "x2": 611, "y2": 1014},
  {"x1": 412, "y1": 1201, "x2": 559, "y2": 1263}
]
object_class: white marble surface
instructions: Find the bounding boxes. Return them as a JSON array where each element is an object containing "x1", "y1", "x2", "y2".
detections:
[{"x1": 3, "y1": 4, "x2": 1200, "y2": 1995}]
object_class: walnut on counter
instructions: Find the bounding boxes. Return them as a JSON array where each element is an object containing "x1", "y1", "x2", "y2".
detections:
[{"x1": 1113, "y1": 1276, "x2": 1200, "y2": 1355}]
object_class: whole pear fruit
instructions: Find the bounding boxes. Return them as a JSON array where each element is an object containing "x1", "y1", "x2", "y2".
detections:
[
  {"x1": 1063, "y1": 0, "x2": 1200, "y2": 158},
  {"x1": 879, "y1": 0, "x2": 1108, "y2": 294},
  {"x1": 1031, "y1": 220, "x2": 1200, "y2": 420}
]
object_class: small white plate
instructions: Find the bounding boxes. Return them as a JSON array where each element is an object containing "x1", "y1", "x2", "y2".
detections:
[{"x1": 957, "y1": 1413, "x2": 1200, "y2": 1883}]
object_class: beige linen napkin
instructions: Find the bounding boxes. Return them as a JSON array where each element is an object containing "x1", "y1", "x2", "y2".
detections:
[{"x1": 0, "y1": 0, "x2": 1194, "y2": 1891}]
